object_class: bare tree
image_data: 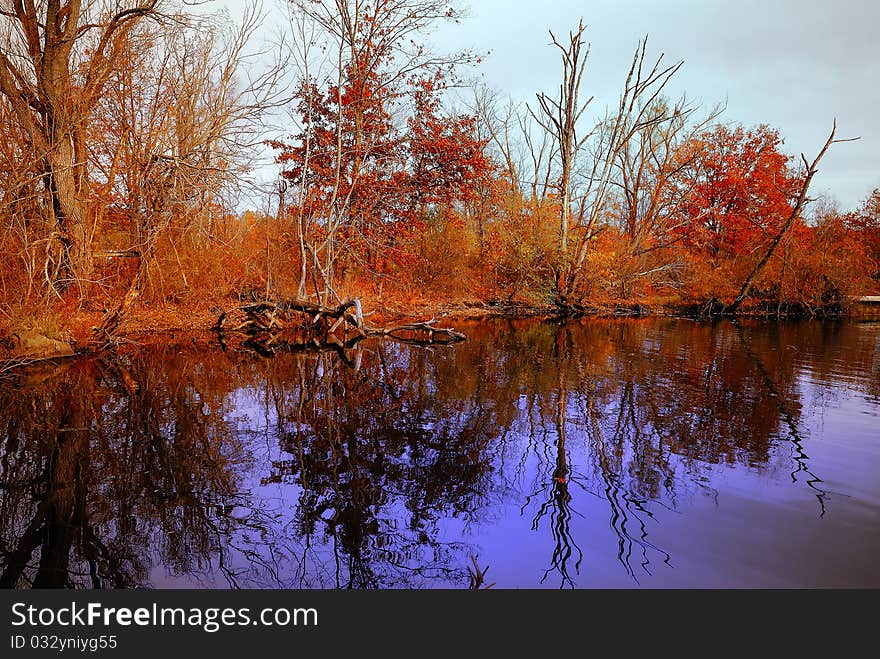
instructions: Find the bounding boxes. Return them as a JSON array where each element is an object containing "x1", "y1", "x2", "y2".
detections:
[
  {"x1": 530, "y1": 23, "x2": 684, "y2": 306},
  {"x1": 0, "y1": 0, "x2": 175, "y2": 292},
  {"x1": 529, "y1": 20, "x2": 591, "y2": 294},
  {"x1": 473, "y1": 84, "x2": 556, "y2": 206},
  {"x1": 608, "y1": 95, "x2": 722, "y2": 297},
  {"x1": 728, "y1": 120, "x2": 858, "y2": 314},
  {"x1": 565, "y1": 38, "x2": 682, "y2": 305},
  {"x1": 95, "y1": 3, "x2": 285, "y2": 335}
]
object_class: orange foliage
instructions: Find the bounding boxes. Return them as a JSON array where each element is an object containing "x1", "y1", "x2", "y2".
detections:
[
  {"x1": 0, "y1": 1, "x2": 876, "y2": 339},
  {"x1": 272, "y1": 59, "x2": 491, "y2": 279},
  {"x1": 674, "y1": 124, "x2": 803, "y2": 260}
]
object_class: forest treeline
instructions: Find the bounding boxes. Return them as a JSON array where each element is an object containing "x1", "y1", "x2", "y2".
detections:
[{"x1": 0, "y1": 1, "x2": 878, "y2": 344}]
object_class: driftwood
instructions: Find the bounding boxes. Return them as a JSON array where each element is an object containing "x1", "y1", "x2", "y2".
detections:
[
  {"x1": 368, "y1": 320, "x2": 467, "y2": 344},
  {"x1": 217, "y1": 297, "x2": 465, "y2": 355}
]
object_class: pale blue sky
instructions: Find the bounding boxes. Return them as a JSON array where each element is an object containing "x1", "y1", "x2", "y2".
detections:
[{"x1": 221, "y1": 0, "x2": 879, "y2": 210}]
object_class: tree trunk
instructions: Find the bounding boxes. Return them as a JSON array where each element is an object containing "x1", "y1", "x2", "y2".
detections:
[
  {"x1": 47, "y1": 140, "x2": 92, "y2": 291},
  {"x1": 557, "y1": 163, "x2": 572, "y2": 303}
]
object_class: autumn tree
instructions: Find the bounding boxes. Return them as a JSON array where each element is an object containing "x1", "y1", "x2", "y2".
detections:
[
  {"x1": 287, "y1": 0, "x2": 474, "y2": 184},
  {"x1": 274, "y1": 0, "x2": 487, "y2": 303},
  {"x1": 0, "y1": 0, "x2": 172, "y2": 292},
  {"x1": 674, "y1": 124, "x2": 802, "y2": 262},
  {"x1": 728, "y1": 122, "x2": 855, "y2": 313},
  {"x1": 406, "y1": 77, "x2": 489, "y2": 218},
  {"x1": 274, "y1": 60, "x2": 399, "y2": 298},
  {"x1": 847, "y1": 188, "x2": 880, "y2": 281}
]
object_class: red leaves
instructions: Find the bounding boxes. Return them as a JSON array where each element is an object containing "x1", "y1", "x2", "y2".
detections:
[
  {"x1": 674, "y1": 124, "x2": 803, "y2": 259},
  {"x1": 407, "y1": 73, "x2": 492, "y2": 210},
  {"x1": 273, "y1": 54, "x2": 492, "y2": 269},
  {"x1": 844, "y1": 188, "x2": 880, "y2": 280}
]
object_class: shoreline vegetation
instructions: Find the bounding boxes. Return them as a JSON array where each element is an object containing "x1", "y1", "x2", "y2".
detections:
[
  {"x1": 1, "y1": 2, "x2": 878, "y2": 367},
  {"x1": 2, "y1": 294, "x2": 878, "y2": 369}
]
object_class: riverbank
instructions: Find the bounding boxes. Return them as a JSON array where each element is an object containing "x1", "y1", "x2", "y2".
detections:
[{"x1": 1, "y1": 292, "x2": 875, "y2": 366}]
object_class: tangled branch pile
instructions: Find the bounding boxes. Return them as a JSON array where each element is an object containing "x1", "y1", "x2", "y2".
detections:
[{"x1": 217, "y1": 298, "x2": 466, "y2": 354}]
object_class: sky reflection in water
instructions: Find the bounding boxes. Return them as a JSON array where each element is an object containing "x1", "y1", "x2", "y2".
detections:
[{"x1": 1, "y1": 318, "x2": 878, "y2": 588}]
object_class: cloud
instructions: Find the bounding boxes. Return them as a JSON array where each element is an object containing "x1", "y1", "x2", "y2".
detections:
[
  {"x1": 222, "y1": 0, "x2": 878, "y2": 208},
  {"x1": 437, "y1": 0, "x2": 879, "y2": 207}
]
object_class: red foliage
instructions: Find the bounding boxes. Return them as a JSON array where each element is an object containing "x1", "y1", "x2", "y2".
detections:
[
  {"x1": 845, "y1": 188, "x2": 880, "y2": 281},
  {"x1": 675, "y1": 124, "x2": 803, "y2": 259},
  {"x1": 272, "y1": 52, "x2": 491, "y2": 272},
  {"x1": 406, "y1": 75, "x2": 492, "y2": 210}
]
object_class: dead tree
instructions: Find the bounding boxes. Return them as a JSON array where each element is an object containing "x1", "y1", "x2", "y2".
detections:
[
  {"x1": 728, "y1": 120, "x2": 858, "y2": 314},
  {"x1": 530, "y1": 23, "x2": 684, "y2": 307},
  {"x1": 529, "y1": 20, "x2": 592, "y2": 294},
  {"x1": 564, "y1": 39, "x2": 683, "y2": 304}
]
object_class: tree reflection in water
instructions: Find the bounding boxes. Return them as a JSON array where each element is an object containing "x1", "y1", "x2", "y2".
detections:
[
  {"x1": 257, "y1": 345, "x2": 500, "y2": 588},
  {"x1": 0, "y1": 355, "x2": 247, "y2": 588},
  {"x1": 0, "y1": 319, "x2": 876, "y2": 588}
]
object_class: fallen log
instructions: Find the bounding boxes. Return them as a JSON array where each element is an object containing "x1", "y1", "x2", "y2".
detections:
[
  {"x1": 373, "y1": 320, "x2": 466, "y2": 344},
  {"x1": 219, "y1": 297, "x2": 466, "y2": 355}
]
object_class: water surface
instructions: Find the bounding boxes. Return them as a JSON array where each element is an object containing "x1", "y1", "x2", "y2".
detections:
[{"x1": 1, "y1": 318, "x2": 878, "y2": 588}]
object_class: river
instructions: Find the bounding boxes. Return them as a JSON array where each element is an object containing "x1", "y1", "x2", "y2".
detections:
[{"x1": 1, "y1": 318, "x2": 878, "y2": 588}]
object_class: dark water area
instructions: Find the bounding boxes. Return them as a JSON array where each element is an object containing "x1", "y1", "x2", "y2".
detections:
[{"x1": 1, "y1": 318, "x2": 878, "y2": 589}]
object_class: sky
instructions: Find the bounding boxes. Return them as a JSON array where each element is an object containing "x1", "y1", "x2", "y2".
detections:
[{"x1": 221, "y1": 0, "x2": 879, "y2": 210}]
